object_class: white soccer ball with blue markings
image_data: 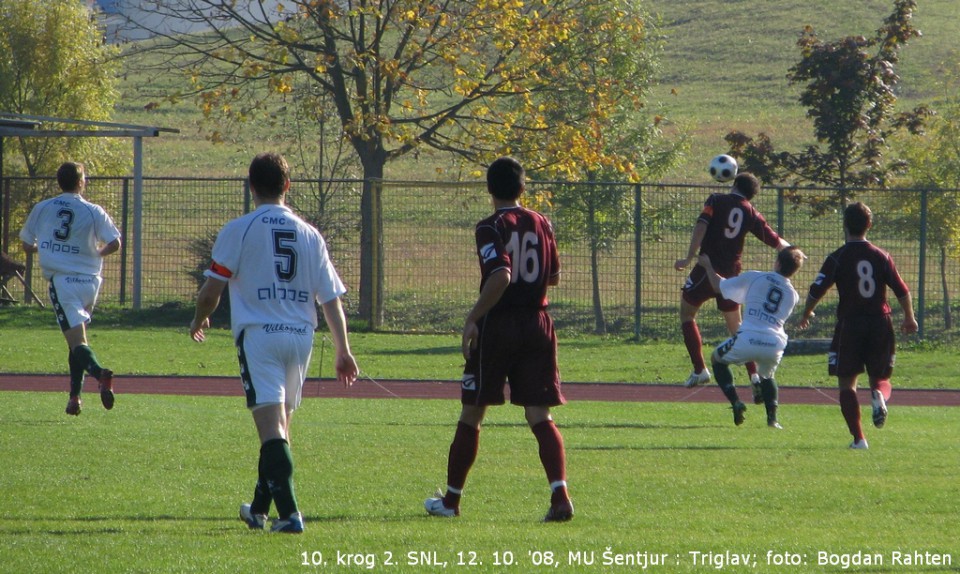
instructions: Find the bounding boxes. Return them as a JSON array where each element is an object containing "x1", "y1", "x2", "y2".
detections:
[{"x1": 709, "y1": 154, "x2": 738, "y2": 182}]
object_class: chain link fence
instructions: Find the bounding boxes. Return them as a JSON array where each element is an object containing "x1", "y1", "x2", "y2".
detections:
[{"x1": 3, "y1": 176, "x2": 957, "y2": 340}]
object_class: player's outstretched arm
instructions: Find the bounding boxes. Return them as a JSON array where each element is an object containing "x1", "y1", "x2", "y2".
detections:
[
  {"x1": 190, "y1": 277, "x2": 226, "y2": 342},
  {"x1": 898, "y1": 293, "x2": 919, "y2": 334},
  {"x1": 462, "y1": 269, "x2": 510, "y2": 360},
  {"x1": 797, "y1": 295, "x2": 819, "y2": 330},
  {"x1": 675, "y1": 221, "x2": 707, "y2": 271},
  {"x1": 321, "y1": 297, "x2": 358, "y2": 387},
  {"x1": 99, "y1": 238, "x2": 121, "y2": 258},
  {"x1": 696, "y1": 254, "x2": 723, "y2": 292}
]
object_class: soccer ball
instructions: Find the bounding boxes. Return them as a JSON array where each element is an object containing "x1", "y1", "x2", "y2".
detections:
[{"x1": 709, "y1": 154, "x2": 738, "y2": 182}]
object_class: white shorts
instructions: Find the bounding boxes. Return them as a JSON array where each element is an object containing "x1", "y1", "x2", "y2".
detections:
[
  {"x1": 713, "y1": 330, "x2": 786, "y2": 380},
  {"x1": 48, "y1": 274, "x2": 102, "y2": 331},
  {"x1": 236, "y1": 324, "x2": 314, "y2": 411}
]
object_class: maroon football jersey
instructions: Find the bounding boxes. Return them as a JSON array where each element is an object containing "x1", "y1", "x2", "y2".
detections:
[
  {"x1": 697, "y1": 192, "x2": 781, "y2": 275},
  {"x1": 808, "y1": 240, "x2": 910, "y2": 319},
  {"x1": 474, "y1": 206, "x2": 560, "y2": 311}
]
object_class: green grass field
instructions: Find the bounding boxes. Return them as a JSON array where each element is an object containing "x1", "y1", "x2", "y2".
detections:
[
  {"x1": 2, "y1": 309, "x2": 959, "y2": 573},
  {"x1": 3, "y1": 3, "x2": 959, "y2": 570},
  {"x1": 2, "y1": 305, "x2": 959, "y2": 390},
  {"x1": 1, "y1": 393, "x2": 957, "y2": 573}
]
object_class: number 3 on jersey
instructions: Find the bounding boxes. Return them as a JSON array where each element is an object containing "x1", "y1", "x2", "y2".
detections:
[
  {"x1": 505, "y1": 231, "x2": 540, "y2": 283},
  {"x1": 55, "y1": 208, "x2": 74, "y2": 241}
]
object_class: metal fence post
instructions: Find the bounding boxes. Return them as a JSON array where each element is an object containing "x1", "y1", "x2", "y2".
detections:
[
  {"x1": 918, "y1": 187, "x2": 928, "y2": 338},
  {"x1": 132, "y1": 136, "x2": 143, "y2": 310},
  {"x1": 776, "y1": 186, "x2": 785, "y2": 237},
  {"x1": 119, "y1": 178, "x2": 129, "y2": 304},
  {"x1": 1, "y1": 178, "x2": 9, "y2": 253},
  {"x1": 633, "y1": 183, "x2": 643, "y2": 340}
]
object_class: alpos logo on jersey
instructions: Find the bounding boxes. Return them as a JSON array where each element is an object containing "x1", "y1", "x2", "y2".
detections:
[
  {"x1": 257, "y1": 283, "x2": 310, "y2": 303},
  {"x1": 39, "y1": 240, "x2": 80, "y2": 254},
  {"x1": 747, "y1": 307, "x2": 784, "y2": 327}
]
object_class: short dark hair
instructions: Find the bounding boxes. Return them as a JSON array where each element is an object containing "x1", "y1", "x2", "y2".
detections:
[
  {"x1": 777, "y1": 246, "x2": 805, "y2": 278},
  {"x1": 57, "y1": 162, "x2": 85, "y2": 192},
  {"x1": 486, "y1": 157, "x2": 525, "y2": 200},
  {"x1": 249, "y1": 152, "x2": 290, "y2": 198},
  {"x1": 844, "y1": 202, "x2": 872, "y2": 236},
  {"x1": 732, "y1": 172, "x2": 760, "y2": 200}
]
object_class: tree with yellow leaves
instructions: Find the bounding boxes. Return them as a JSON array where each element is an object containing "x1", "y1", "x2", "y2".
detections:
[
  {"x1": 0, "y1": 0, "x2": 124, "y2": 178},
  {"x1": 128, "y1": 0, "x2": 671, "y2": 324}
]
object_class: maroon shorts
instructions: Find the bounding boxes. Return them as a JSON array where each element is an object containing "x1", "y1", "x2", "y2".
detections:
[
  {"x1": 828, "y1": 315, "x2": 896, "y2": 379},
  {"x1": 681, "y1": 265, "x2": 739, "y2": 312},
  {"x1": 461, "y1": 309, "x2": 565, "y2": 407}
]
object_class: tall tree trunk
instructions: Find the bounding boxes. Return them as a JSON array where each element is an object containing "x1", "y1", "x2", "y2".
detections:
[
  {"x1": 588, "y1": 201, "x2": 607, "y2": 334},
  {"x1": 590, "y1": 241, "x2": 607, "y2": 335},
  {"x1": 358, "y1": 150, "x2": 385, "y2": 328}
]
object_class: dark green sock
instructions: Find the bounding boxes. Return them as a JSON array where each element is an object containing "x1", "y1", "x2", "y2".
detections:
[
  {"x1": 761, "y1": 378, "x2": 779, "y2": 420},
  {"x1": 250, "y1": 451, "x2": 273, "y2": 516},
  {"x1": 712, "y1": 361, "x2": 740, "y2": 405},
  {"x1": 68, "y1": 349, "x2": 85, "y2": 396},
  {"x1": 262, "y1": 438, "x2": 298, "y2": 519},
  {"x1": 72, "y1": 344, "x2": 104, "y2": 379}
]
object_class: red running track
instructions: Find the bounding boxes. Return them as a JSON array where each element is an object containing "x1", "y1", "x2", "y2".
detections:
[{"x1": 1, "y1": 373, "x2": 958, "y2": 406}]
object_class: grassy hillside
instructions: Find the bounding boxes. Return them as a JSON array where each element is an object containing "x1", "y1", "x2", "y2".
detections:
[
  {"x1": 107, "y1": 0, "x2": 959, "y2": 180},
  {"x1": 647, "y1": 0, "x2": 959, "y2": 178}
]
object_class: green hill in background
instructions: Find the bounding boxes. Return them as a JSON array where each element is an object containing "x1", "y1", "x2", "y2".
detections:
[
  {"x1": 110, "y1": 0, "x2": 959, "y2": 180},
  {"x1": 647, "y1": 0, "x2": 958, "y2": 178}
]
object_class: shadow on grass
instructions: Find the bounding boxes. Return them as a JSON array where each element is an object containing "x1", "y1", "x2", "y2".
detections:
[
  {"x1": 0, "y1": 514, "x2": 232, "y2": 537},
  {"x1": 0, "y1": 303, "x2": 201, "y2": 329},
  {"x1": 563, "y1": 422, "x2": 724, "y2": 430},
  {"x1": 571, "y1": 445, "x2": 741, "y2": 451},
  {"x1": 365, "y1": 346, "x2": 458, "y2": 356}
]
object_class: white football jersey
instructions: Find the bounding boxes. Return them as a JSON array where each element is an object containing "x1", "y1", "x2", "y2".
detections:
[
  {"x1": 19, "y1": 193, "x2": 121, "y2": 280},
  {"x1": 205, "y1": 204, "x2": 346, "y2": 338},
  {"x1": 719, "y1": 270, "x2": 799, "y2": 339}
]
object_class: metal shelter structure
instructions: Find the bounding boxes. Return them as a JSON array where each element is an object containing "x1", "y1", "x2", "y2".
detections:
[{"x1": 0, "y1": 113, "x2": 179, "y2": 309}]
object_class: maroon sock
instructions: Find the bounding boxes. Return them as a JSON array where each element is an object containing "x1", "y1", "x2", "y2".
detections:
[
  {"x1": 872, "y1": 379, "x2": 892, "y2": 401},
  {"x1": 681, "y1": 321, "x2": 706, "y2": 372},
  {"x1": 531, "y1": 420, "x2": 569, "y2": 504},
  {"x1": 839, "y1": 388, "x2": 864, "y2": 441},
  {"x1": 443, "y1": 422, "x2": 479, "y2": 508},
  {"x1": 745, "y1": 361, "x2": 758, "y2": 378}
]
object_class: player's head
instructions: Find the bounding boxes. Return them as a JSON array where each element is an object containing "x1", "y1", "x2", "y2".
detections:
[
  {"x1": 249, "y1": 152, "x2": 290, "y2": 199},
  {"x1": 843, "y1": 202, "x2": 873, "y2": 237},
  {"x1": 776, "y1": 246, "x2": 805, "y2": 278},
  {"x1": 731, "y1": 172, "x2": 760, "y2": 200},
  {"x1": 57, "y1": 162, "x2": 85, "y2": 193},
  {"x1": 486, "y1": 156, "x2": 525, "y2": 201}
]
